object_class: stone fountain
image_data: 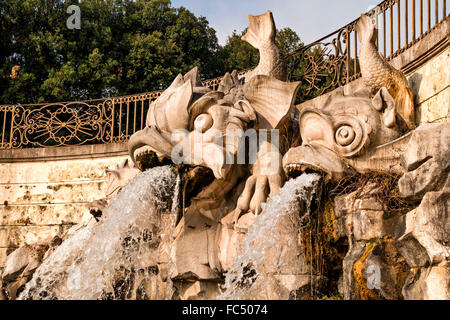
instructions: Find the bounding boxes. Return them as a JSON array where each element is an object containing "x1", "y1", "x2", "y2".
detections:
[{"x1": 1, "y1": 11, "x2": 448, "y2": 300}]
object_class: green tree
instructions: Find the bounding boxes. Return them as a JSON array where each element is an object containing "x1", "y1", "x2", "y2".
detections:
[
  {"x1": 0, "y1": 1, "x2": 326, "y2": 105},
  {"x1": 220, "y1": 27, "x2": 304, "y2": 72},
  {"x1": 0, "y1": 0, "x2": 223, "y2": 104},
  {"x1": 220, "y1": 29, "x2": 259, "y2": 72},
  {"x1": 276, "y1": 27, "x2": 303, "y2": 57}
]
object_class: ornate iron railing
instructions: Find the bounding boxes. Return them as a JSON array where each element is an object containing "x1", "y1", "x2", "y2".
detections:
[
  {"x1": 0, "y1": 0, "x2": 448, "y2": 150},
  {"x1": 286, "y1": 0, "x2": 448, "y2": 101},
  {"x1": 0, "y1": 71, "x2": 251, "y2": 149}
]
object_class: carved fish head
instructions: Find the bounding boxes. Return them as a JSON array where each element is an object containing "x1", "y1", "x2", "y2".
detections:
[
  {"x1": 129, "y1": 67, "x2": 299, "y2": 183},
  {"x1": 105, "y1": 159, "x2": 140, "y2": 197},
  {"x1": 175, "y1": 91, "x2": 257, "y2": 179},
  {"x1": 283, "y1": 87, "x2": 404, "y2": 180},
  {"x1": 355, "y1": 13, "x2": 378, "y2": 44},
  {"x1": 128, "y1": 68, "x2": 257, "y2": 180}
]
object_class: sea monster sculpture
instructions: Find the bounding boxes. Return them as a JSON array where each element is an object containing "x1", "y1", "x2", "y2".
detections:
[
  {"x1": 126, "y1": 11, "x2": 300, "y2": 278},
  {"x1": 128, "y1": 11, "x2": 298, "y2": 218},
  {"x1": 124, "y1": 10, "x2": 420, "y2": 282},
  {"x1": 283, "y1": 14, "x2": 418, "y2": 181}
]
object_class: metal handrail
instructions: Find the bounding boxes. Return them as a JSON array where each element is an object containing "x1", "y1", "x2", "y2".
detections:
[
  {"x1": 285, "y1": 0, "x2": 449, "y2": 101},
  {"x1": 1, "y1": 0, "x2": 448, "y2": 150}
]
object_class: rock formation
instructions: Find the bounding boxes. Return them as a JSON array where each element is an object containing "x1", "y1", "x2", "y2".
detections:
[{"x1": 1, "y1": 11, "x2": 448, "y2": 301}]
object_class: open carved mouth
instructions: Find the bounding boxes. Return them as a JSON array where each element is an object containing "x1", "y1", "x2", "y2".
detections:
[
  {"x1": 284, "y1": 162, "x2": 328, "y2": 179},
  {"x1": 282, "y1": 141, "x2": 357, "y2": 182},
  {"x1": 135, "y1": 146, "x2": 217, "y2": 207},
  {"x1": 134, "y1": 146, "x2": 172, "y2": 171}
]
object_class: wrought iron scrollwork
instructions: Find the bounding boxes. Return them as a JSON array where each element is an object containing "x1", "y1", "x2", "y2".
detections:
[
  {"x1": 285, "y1": 21, "x2": 361, "y2": 103},
  {"x1": 0, "y1": 0, "x2": 447, "y2": 150},
  {"x1": 7, "y1": 100, "x2": 112, "y2": 148}
]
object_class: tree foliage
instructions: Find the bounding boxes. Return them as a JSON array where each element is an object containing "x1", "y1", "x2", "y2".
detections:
[
  {"x1": 221, "y1": 27, "x2": 304, "y2": 72},
  {"x1": 0, "y1": 0, "x2": 222, "y2": 104},
  {"x1": 0, "y1": 0, "x2": 307, "y2": 104}
]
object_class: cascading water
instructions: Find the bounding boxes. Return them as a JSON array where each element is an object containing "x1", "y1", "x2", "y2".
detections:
[
  {"x1": 17, "y1": 166, "x2": 322, "y2": 300},
  {"x1": 19, "y1": 165, "x2": 180, "y2": 300},
  {"x1": 218, "y1": 173, "x2": 322, "y2": 300}
]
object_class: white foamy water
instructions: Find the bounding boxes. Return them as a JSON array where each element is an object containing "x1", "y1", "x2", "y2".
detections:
[
  {"x1": 218, "y1": 173, "x2": 321, "y2": 299},
  {"x1": 19, "y1": 166, "x2": 179, "y2": 300}
]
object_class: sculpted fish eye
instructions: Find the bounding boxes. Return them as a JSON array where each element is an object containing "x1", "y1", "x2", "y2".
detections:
[{"x1": 193, "y1": 113, "x2": 213, "y2": 133}]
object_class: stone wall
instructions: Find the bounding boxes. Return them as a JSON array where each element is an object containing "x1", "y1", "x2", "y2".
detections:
[
  {"x1": 408, "y1": 46, "x2": 449, "y2": 124},
  {"x1": 0, "y1": 143, "x2": 128, "y2": 268},
  {"x1": 0, "y1": 18, "x2": 447, "y2": 273}
]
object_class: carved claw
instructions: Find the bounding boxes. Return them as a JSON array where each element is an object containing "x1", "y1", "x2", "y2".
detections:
[
  {"x1": 236, "y1": 141, "x2": 284, "y2": 216},
  {"x1": 232, "y1": 208, "x2": 243, "y2": 225}
]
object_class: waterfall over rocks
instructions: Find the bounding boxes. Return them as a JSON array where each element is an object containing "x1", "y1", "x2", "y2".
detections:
[
  {"x1": 218, "y1": 173, "x2": 322, "y2": 300},
  {"x1": 19, "y1": 166, "x2": 180, "y2": 300}
]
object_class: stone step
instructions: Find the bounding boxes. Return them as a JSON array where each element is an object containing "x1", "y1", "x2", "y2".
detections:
[
  {"x1": 0, "y1": 203, "x2": 92, "y2": 226},
  {"x1": 0, "y1": 224, "x2": 74, "y2": 248},
  {"x1": 0, "y1": 180, "x2": 106, "y2": 205},
  {"x1": 0, "y1": 156, "x2": 128, "y2": 184}
]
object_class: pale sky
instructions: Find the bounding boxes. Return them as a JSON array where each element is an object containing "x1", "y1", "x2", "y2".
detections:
[{"x1": 171, "y1": 0, "x2": 380, "y2": 45}]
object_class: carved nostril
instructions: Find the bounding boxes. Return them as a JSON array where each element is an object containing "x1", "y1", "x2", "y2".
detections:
[
  {"x1": 406, "y1": 155, "x2": 433, "y2": 172},
  {"x1": 342, "y1": 128, "x2": 349, "y2": 138},
  {"x1": 335, "y1": 125, "x2": 355, "y2": 146},
  {"x1": 194, "y1": 114, "x2": 213, "y2": 133}
]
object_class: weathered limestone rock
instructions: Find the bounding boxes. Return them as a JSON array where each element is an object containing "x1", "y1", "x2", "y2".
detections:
[
  {"x1": 394, "y1": 185, "x2": 449, "y2": 300},
  {"x1": 175, "y1": 280, "x2": 220, "y2": 300},
  {"x1": 342, "y1": 242, "x2": 366, "y2": 299},
  {"x1": 0, "y1": 279, "x2": 5, "y2": 300},
  {"x1": 335, "y1": 180, "x2": 413, "y2": 300},
  {"x1": 0, "y1": 216, "x2": 98, "y2": 299},
  {"x1": 352, "y1": 210, "x2": 395, "y2": 241},
  {"x1": 395, "y1": 190, "x2": 449, "y2": 267},
  {"x1": 2, "y1": 246, "x2": 34, "y2": 282},
  {"x1": 334, "y1": 183, "x2": 398, "y2": 243},
  {"x1": 217, "y1": 218, "x2": 248, "y2": 271},
  {"x1": 402, "y1": 263, "x2": 450, "y2": 300},
  {"x1": 1, "y1": 244, "x2": 49, "y2": 299},
  {"x1": 3, "y1": 276, "x2": 29, "y2": 300},
  {"x1": 343, "y1": 239, "x2": 409, "y2": 300},
  {"x1": 170, "y1": 223, "x2": 221, "y2": 281},
  {"x1": 393, "y1": 121, "x2": 450, "y2": 300},
  {"x1": 398, "y1": 122, "x2": 450, "y2": 200}
]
